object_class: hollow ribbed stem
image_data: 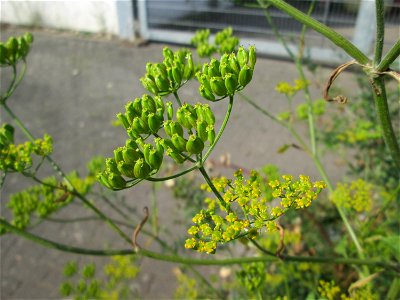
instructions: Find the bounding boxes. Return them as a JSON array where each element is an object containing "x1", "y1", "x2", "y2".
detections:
[
  {"x1": 377, "y1": 40, "x2": 400, "y2": 71},
  {"x1": 371, "y1": 77, "x2": 400, "y2": 168},
  {"x1": 266, "y1": 0, "x2": 369, "y2": 64},
  {"x1": 374, "y1": 0, "x2": 385, "y2": 65}
]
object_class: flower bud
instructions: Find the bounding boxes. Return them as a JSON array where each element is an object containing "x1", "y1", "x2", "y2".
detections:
[
  {"x1": 237, "y1": 46, "x2": 248, "y2": 68},
  {"x1": 155, "y1": 74, "x2": 170, "y2": 92},
  {"x1": 210, "y1": 77, "x2": 227, "y2": 97},
  {"x1": 127, "y1": 127, "x2": 140, "y2": 140},
  {"x1": 238, "y1": 65, "x2": 253, "y2": 87},
  {"x1": 163, "y1": 47, "x2": 174, "y2": 60},
  {"x1": 116, "y1": 113, "x2": 130, "y2": 130},
  {"x1": 154, "y1": 63, "x2": 168, "y2": 78},
  {"x1": 202, "y1": 63, "x2": 209, "y2": 76},
  {"x1": 105, "y1": 158, "x2": 120, "y2": 175},
  {"x1": 24, "y1": 32, "x2": 34, "y2": 44},
  {"x1": 186, "y1": 135, "x2": 204, "y2": 154},
  {"x1": 203, "y1": 105, "x2": 216, "y2": 125},
  {"x1": 142, "y1": 94, "x2": 156, "y2": 113},
  {"x1": 248, "y1": 45, "x2": 256, "y2": 69},
  {"x1": 132, "y1": 117, "x2": 149, "y2": 134},
  {"x1": 97, "y1": 173, "x2": 113, "y2": 190},
  {"x1": 6, "y1": 37, "x2": 18, "y2": 54},
  {"x1": 220, "y1": 53, "x2": 229, "y2": 66},
  {"x1": 143, "y1": 143, "x2": 153, "y2": 164},
  {"x1": 154, "y1": 96, "x2": 165, "y2": 112},
  {"x1": 196, "y1": 120, "x2": 208, "y2": 142},
  {"x1": 228, "y1": 53, "x2": 240, "y2": 75},
  {"x1": 114, "y1": 147, "x2": 124, "y2": 163},
  {"x1": 0, "y1": 45, "x2": 8, "y2": 64},
  {"x1": 162, "y1": 102, "x2": 171, "y2": 121},
  {"x1": 140, "y1": 76, "x2": 159, "y2": 95},
  {"x1": 208, "y1": 59, "x2": 221, "y2": 77},
  {"x1": 176, "y1": 107, "x2": 192, "y2": 129},
  {"x1": 207, "y1": 125, "x2": 216, "y2": 144},
  {"x1": 199, "y1": 85, "x2": 215, "y2": 101},
  {"x1": 171, "y1": 134, "x2": 187, "y2": 152},
  {"x1": 117, "y1": 161, "x2": 136, "y2": 178},
  {"x1": 183, "y1": 53, "x2": 194, "y2": 79},
  {"x1": 154, "y1": 137, "x2": 164, "y2": 154},
  {"x1": 163, "y1": 120, "x2": 173, "y2": 137},
  {"x1": 134, "y1": 158, "x2": 151, "y2": 179},
  {"x1": 17, "y1": 37, "x2": 29, "y2": 58},
  {"x1": 148, "y1": 113, "x2": 162, "y2": 133},
  {"x1": 219, "y1": 62, "x2": 234, "y2": 77},
  {"x1": 170, "y1": 121, "x2": 184, "y2": 137},
  {"x1": 165, "y1": 147, "x2": 185, "y2": 164},
  {"x1": 132, "y1": 98, "x2": 143, "y2": 116},
  {"x1": 172, "y1": 65, "x2": 182, "y2": 87},
  {"x1": 126, "y1": 139, "x2": 138, "y2": 149},
  {"x1": 146, "y1": 62, "x2": 153, "y2": 74},
  {"x1": 147, "y1": 148, "x2": 163, "y2": 170},
  {"x1": 108, "y1": 173, "x2": 127, "y2": 189},
  {"x1": 224, "y1": 73, "x2": 238, "y2": 95},
  {"x1": 122, "y1": 146, "x2": 141, "y2": 164}
]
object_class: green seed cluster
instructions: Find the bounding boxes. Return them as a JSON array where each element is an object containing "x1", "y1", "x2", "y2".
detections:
[
  {"x1": 185, "y1": 170, "x2": 326, "y2": 254},
  {"x1": 197, "y1": 45, "x2": 256, "y2": 101},
  {"x1": 330, "y1": 179, "x2": 373, "y2": 212},
  {"x1": 191, "y1": 27, "x2": 239, "y2": 58},
  {"x1": 0, "y1": 123, "x2": 53, "y2": 172},
  {"x1": 97, "y1": 96, "x2": 217, "y2": 190},
  {"x1": 140, "y1": 47, "x2": 195, "y2": 96},
  {"x1": 1, "y1": 171, "x2": 94, "y2": 234},
  {"x1": 0, "y1": 33, "x2": 33, "y2": 66}
]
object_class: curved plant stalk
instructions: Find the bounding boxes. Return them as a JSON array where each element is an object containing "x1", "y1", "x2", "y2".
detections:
[{"x1": 2, "y1": 219, "x2": 398, "y2": 271}]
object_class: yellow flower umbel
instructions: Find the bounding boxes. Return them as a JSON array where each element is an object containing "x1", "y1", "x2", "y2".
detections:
[{"x1": 186, "y1": 170, "x2": 327, "y2": 254}]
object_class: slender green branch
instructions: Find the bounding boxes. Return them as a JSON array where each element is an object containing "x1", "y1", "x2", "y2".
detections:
[
  {"x1": 249, "y1": 239, "x2": 276, "y2": 256},
  {"x1": 374, "y1": 0, "x2": 385, "y2": 65},
  {"x1": 371, "y1": 77, "x2": 400, "y2": 168},
  {"x1": 2, "y1": 219, "x2": 397, "y2": 270},
  {"x1": 173, "y1": 91, "x2": 183, "y2": 107},
  {"x1": 265, "y1": 0, "x2": 369, "y2": 64},
  {"x1": 202, "y1": 95, "x2": 234, "y2": 163},
  {"x1": 2, "y1": 102, "x2": 132, "y2": 245},
  {"x1": 377, "y1": 40, "x2": 400, "y2": 71},
  {"x1": 147, "y1": 165, "x2": 199, "y2": 181},
  {"x1": 198, "y1": 166, "x2": 228, "y2": 209},
  {"x1": 1, "y1": 61, "x2": 27, "y2": 104}
]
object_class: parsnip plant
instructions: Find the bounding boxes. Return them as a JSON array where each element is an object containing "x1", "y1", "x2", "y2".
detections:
[{"x1": 1, "y1": 0, "x2": 399, "y2": 298}]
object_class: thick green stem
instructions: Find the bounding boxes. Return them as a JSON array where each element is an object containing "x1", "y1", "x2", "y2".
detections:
[
  {"x1": 266, "y1": 0, "x2": 369, "y2": 64},
  {"x1": 202, "y1": 95, "x2": 234, "y2": 163},
  {"x1": 2, "y1": 219, "x2": 397, "y2": 270},
  {"x1": 2, "y1": 102, "x2": 132, "y2": 244},
  {"x1": 371, "y1": 77, "x2": 400, "y2": 168},
  {"x1": 377, "y1": 40, "x2": 400, "y2": 71},
  {"x1": 374, "y1": 0, "x2": 385, "y2": 65}
]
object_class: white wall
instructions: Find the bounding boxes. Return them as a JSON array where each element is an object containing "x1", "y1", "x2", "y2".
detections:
[{"x1": 1, "y1": 0, "x2": 135, "y2": 40}]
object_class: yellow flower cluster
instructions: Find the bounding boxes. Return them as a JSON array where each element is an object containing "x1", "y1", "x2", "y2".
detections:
[
  {"x1": 330, "y1": 179, "x2": 373, "y2": 212},
  {"x1": 185, "y1": 170, "x2": 327, "y2": 253},
  {"x1": 275, "y1": 79, "x2": 310, "y2": 97}
]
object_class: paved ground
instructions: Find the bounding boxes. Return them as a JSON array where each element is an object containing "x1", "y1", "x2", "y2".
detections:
[{"x1": 0, "y1": 27, "x2": 352, "y2": 299}]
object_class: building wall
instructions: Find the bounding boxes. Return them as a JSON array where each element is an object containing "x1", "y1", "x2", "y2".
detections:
[{"x1": 1, "y1": 0, "x2": 135, "y2": 39}]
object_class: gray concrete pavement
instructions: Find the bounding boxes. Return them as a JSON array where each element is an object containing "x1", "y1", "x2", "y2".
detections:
[{"x1": 1, "y1": 27, "x2": 349, "y2": 299}]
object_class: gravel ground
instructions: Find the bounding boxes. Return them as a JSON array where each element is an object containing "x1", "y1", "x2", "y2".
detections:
[{"x1": 0, "y1": 27, "x2": 352, "y2": 299}]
